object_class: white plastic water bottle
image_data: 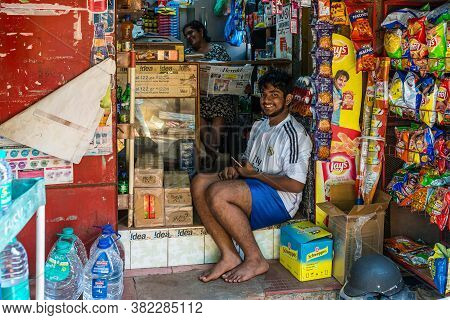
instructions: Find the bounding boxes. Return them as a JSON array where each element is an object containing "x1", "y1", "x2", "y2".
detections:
[
  {"x1": 0, "y1": 238, "x2": 30, "y2": 300},
  {"x1": 83, "y1": 236, "x2": 123, "y2": 300},
  {"x1": 50, "y1": 227, "x2": 88, "y2": 266},
  {"x1": 90, "y1": 224, "x2": 125, "y2": 269},
  {"x1": 44, "y1": 241, "x2": 84, "y2": 300},
  {"x1": 0, "y1": 150, "x2": 13, "y2": 216}
]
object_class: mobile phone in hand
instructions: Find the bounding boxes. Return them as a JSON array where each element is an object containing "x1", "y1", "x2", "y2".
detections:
[{"x1": 230, "y1": 156, "x2": 243, "y2": 167}]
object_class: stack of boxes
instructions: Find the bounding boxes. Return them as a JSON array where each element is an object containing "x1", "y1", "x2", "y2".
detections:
[
  {"x1": 134, "y1": 155, "x2": 165, "y2": 228},
  {"x1": 133, "y1": 152, "x2": 193, "y2": 227},
  {"x1": 164, "y1": 171, "x2": 193, "y2": 226}
]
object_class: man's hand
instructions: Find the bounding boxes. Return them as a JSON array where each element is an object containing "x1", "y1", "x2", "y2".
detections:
[
  {"x1": 236, "y1": 162, "x2": 258, "y2": 178},
  {"x1": 218, "y1": 167, "x2": 239, "y2": 180}
]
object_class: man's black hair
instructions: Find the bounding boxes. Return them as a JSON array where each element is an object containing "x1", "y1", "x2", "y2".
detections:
[
  {"x1": 182, "y1": 20, "x2": 211, "y2": 42},
  {"x1": 334, "y1": 70, "x2": 350, "y2": 81},
  {"x1": 258, "y1": 69, "x2": 292, "y2": 97}
]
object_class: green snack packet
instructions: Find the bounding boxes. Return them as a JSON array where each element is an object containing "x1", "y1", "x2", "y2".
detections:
[
  {"x1": 427, "y1": 22, "x2": 447, "y2": 59},
  {"x1": 385, "y1": 29, "x2": 403, "y2": 58}
]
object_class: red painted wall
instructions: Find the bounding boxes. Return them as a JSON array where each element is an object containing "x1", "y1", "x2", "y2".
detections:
[{"x1": 0, "y1": 0, "x2": 117, "y2": 275}]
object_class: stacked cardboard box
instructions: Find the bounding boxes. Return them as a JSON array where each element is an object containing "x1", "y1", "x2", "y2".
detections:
[
  {"x1": 134, "y1": 155, "x2": 165, "y2": 228},
  {"x1": 164, "y1": 171, "x2": 193, "y2": 226}
]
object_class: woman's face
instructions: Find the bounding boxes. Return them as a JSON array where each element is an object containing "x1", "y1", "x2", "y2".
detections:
[{"x1": 184, "y1": 27, "x2": 203, "y2": 49}]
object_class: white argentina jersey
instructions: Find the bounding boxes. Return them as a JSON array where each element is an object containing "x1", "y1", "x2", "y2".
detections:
[{"x1": 243, "y1": 114, "x2": 312, "y2": 217}]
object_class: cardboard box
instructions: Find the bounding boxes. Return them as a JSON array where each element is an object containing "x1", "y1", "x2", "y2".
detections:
[
  {"x1": 164, "y1": 171, "x2": 192, "y2": 206},
  {"x1": 134, "y1": 188, "x2": 165, "y2": 228},
  {"x1": 279, "y1": 221, "x2": 333, "y2": 282},
  {"x1": 134, "y1": 156, "x2": 164, "y2": 188},
  {"x1": 165, "y1": 206, "x2": 193, "y2": 227},
  {"x1": 316, "y1": 184, "x2": 391, "y2": 284}
]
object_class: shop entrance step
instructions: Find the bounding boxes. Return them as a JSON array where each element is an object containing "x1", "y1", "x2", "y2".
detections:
[{"x1": 123, "y1": 260, "x2": 341, "y2": 300}]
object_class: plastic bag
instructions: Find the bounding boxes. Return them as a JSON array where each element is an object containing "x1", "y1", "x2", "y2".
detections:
[
  {"x1": 428, "y1": 243, "x2": 450, "y2": 295},
  {"x1": 349, "y1": 8, "x2": 374, "y2": 41},
  {"x1": 385, "y1": 29, "x2": 403, "y2": 58}
]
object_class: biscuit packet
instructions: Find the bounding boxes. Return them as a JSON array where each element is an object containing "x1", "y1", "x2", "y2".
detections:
[
  {"x1": 408, "y1": 16, "x2": 428, "y2": 59},
  {"x1": 314, "y1": 131, "x2": 332, "y2": 161},
  {"x1": 427, "y1": 22, "x2": 447, "y2": 59},
  {"x1": 384, "y1": 29, "x2": 403, "y2": 59},
  {"x1": 349, "y1": 8, "x2": 374, "y2": 41}
]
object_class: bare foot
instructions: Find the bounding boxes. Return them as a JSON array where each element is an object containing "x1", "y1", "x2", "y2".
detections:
[
  {"x1": 222, "y1": 257, "x2": 269, "y2": 283},
  {"x1": 199, "y1": 255, "x2": 241, "y2": 283}
]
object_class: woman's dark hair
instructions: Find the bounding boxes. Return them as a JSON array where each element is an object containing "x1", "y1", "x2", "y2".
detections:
[
  {"x1": 182, "y1": 20, "x2": 211, "y2": 42},
  {"x1": 258, "y1": 69, "x2": 292, "y2": 97}
]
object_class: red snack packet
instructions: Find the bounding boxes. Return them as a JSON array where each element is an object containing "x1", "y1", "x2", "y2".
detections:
[
  {"x1": 436, "y1": 77, "x2": 450, "y2": 125},
  {"x1": 408, "y1": 17, "x2": 428, "y2": 59},
  {"x1": 355, "y1": 42, "x2": 376, "y2": 73},
  {"x1": 349, "y1": 8, "x2": 374, "y2": 41}
]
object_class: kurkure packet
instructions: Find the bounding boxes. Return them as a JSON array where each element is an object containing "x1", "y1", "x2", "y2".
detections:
[{"x1": 362, "y1": 57, "x2": 390, "y2": 205}]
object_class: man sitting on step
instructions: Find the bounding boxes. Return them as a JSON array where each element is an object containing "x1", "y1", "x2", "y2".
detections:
[{"x1": 191, "y1": 69, "x2": 312, "y2": 283}]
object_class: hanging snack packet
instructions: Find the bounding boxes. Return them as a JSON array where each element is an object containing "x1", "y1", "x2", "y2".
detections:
[
  {"x1": 428, "y1": 58, "x2": 446, "y2": 73},
  {"x1": 427, "y1": 3, "x2": 450, "y2": 25},
  {"x1": 331, "y1": 1, "x2": 348, "y2": 25},
  {"x1": 428, "y1": 243, "x2": 450, "y2": 295},
  {"x1": 382, "y1": 8, "x2": 423, "y2": 30},
  {"x1": 384, "y1": 29, "x2": 403, "y2": 59},
  {"x1": 408, "y1": 17, "x2": 428, "y2": 59},
  {"x1": 315, "y1": 49, "x2": 333, "y2": 78},
  {"x1": 318, "y1": 0, "x2": 331, "y2": 22},
  {"x1": 315, "y1": 77, "x2": 333, "y2": 105},
  {"x1": 426, "y1": 187, "x2": 449, "y2": 222},
  {"x1": 355, "y1": 42, "x2": 375, "y2": 72},
  {"x1": 419, "y1": 82, "x2": 438, "y2": 127},
  {"x1": 409, "y1": 187, "x2": 428, "y2": 212},
  {"x1": 427, "y1": 22, "x2": 447, "y2": 59},
  {"x1": 315, "y1": 131, "x2": 332, "y2": 161},
  {"x1": 317, "y1": 24, "x2": 333, "y2": 50},
  {"x1": 349, "y1": 8, "x2": 374, "y2": 41},
  {"x1": 389, "y1": 71, "x2": 407, "y2": 117},
  {"x1": 395, "y1": 126, "x2": 410, "y2": 161},
  {"x1": 404, "y1": 72, "x2": 420, "y2": 119},
  {"x1": 436, "y1": 78, "x2": 449, "y2": 125},
  {"x1": 316, "y1": 106, "x2": 333, "y2": 134}
]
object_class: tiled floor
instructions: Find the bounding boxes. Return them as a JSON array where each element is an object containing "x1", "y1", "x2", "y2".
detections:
[{"x1": 122, "y1": 260, "x2": 342, "y2": 300}]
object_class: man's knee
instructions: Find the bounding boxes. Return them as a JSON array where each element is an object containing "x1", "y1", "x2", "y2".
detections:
[
  {"x1": 206, "y1": 182, "x2": 231, "y2": 213},
  {"x1": 191, "y1": 173, "x2": 210, "y2": 196}
]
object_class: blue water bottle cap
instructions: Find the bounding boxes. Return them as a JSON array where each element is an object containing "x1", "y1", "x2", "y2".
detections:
[
  {"x1": 102, "y1": 224, "x2": 114, "y2": 235},
  {"x1": 62, "y1": 227, "x2": 74, "y2": 235},
  {"x1": 97, "y1": 237, "x2": 113, "y2": 249}
]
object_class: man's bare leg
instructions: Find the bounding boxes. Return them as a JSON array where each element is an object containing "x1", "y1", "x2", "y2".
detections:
[
  {"x1": 206, "y1": 180, "x2": 269, "y2": 283},
  {"x1": 191, "y1": 174, "x2": 241, "y2": 282}
]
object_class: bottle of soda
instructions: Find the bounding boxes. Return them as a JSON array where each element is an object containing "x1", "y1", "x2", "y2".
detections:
[
  {"x1": 119, "y1": 83, "x2": 131, "y2": 124},
  {"x1": 116, "y1": 85, "x2": 123, "y2": 119}
]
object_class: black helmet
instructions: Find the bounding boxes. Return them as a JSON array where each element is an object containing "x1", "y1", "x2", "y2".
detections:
[{"x1": 342, "y1": 254, "x2": 404, "y2": 297}]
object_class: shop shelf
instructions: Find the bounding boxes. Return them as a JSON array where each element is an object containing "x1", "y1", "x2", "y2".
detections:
[
  {"x1": 385, "y1": 250, "x2": 449, "y2": 296},
  {"x1": 0, "y1": 178, "x2": 46, "y2": 299}
]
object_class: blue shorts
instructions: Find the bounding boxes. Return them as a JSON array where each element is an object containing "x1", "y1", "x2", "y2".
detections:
[{"x1": 244, "y1": 178, "x2": 291, "y2": 230}]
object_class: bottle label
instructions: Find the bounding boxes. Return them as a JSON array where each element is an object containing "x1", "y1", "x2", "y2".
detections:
[
  {"x1": 0, "y1": 181, "x2": 12, "y2": 206},
  {"x1": 92, "y1": 278, "x2": 108, "y2": 299},
  {"x1": 1, "y1": 278, "x2": 30, "y2": 300},
  {"x1": 45, "y1": 254, "x2": 70, "y2": 282},
  {"x1": 92, "y1": 252, "x2": 111, "y2": 275}
]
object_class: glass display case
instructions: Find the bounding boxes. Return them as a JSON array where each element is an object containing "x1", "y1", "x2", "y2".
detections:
[{"x1": 133, "y1": 63, "x2": 199, "y2": 173}]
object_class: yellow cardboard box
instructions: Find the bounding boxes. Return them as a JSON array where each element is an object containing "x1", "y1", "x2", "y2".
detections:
[{"x1": 279, "y1": 221, "x2": 333, "y2": 282}]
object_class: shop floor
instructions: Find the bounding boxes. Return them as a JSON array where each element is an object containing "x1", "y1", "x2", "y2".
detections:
[{"x1": 123, "y1": 260, "x2": 341, "y2": 300}]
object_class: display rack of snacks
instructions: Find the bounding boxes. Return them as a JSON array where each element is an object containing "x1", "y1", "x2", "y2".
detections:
[{"x1": 381, "y1": 0, "x2": 449, "y2": 293}]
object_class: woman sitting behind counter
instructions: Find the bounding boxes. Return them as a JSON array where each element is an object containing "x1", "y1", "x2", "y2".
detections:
[{"x1": 183, "y1": 20, "x2": 234, "y2": 169}]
